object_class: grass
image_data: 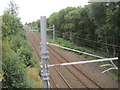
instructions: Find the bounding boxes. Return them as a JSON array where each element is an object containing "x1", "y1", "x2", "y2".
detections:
[
  {"x1": 26, "y1": 31, "x2": 43, "y2": 88},
  {"x1": 26, "y1": 66, "x2": 43, "y2": 88},
  {"x1": 35, "y1": 32, "x2": 119, "y2": 82},
  {"x1": 47, "y1": 36, "x2": 119, "y2": 81},
  {"x1": 48, "y1": 37, "x2": 104, "y2": 59}
]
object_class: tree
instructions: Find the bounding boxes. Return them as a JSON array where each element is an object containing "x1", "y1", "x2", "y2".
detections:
[
  {"x1": 90, "y1": 2, "x2": 107, "y2": 26},
  {"x1": 31, "y1": 2, "x2": 120, "y2": 57},
  {"x1": 48, "y1": 12, "x2": 59, "y2": 37},
  {"x1": 2, "y1": 13, "x2": 22, "y2": 37},
  {"x1": 1, "y1": 1, "x2": 36, "y2": 88},
  {"x1": 6, "y1": 0, "x2": 19, "y2": 16}
]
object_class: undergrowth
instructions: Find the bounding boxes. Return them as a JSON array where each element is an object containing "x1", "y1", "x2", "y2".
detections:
[{"x1": 47, "y1": 36, "x2": 119, "y2": 81}]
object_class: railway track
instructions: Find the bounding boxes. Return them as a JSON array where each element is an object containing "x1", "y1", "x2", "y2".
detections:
[
  {"x1": 27, "y1": 30, "x2": 106, "y2": 89},
  {"x1": 49, "y1": 75, "x2": 58, "y2": 88},
  {"x1": 28, "y1": 31, "x2": 73, "y2": 88},
  {"x1": 48, "y1": 58, "x2": 73, "y2": 89},
  {"x1": 48, "y1": 46, "x2": 103, "y2": 89}
]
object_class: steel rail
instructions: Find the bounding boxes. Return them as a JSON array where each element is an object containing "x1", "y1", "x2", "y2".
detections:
[
  {"x1": 48, "y1": 58, "x2": 73, "y2": 89},
  {"x1": 48, "y1": 43, "x2": 118, "y2": 73},
  {"x1": 49, "y1": 75, "x2": 58, "y2": 88},
  {"x1": 48, "y1": 46, "x2": 104, "y2": 89},
  {"x1": 48, "y1": 46, "x2": 89, "y2": 88},
  {"x1": 28, "y1": 31, "x2": 72, "y2": 89}
]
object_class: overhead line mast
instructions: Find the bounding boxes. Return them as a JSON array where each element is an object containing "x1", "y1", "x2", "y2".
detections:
[{"x1": 40, "y1": 16, "x2": 50, "y2": 89}]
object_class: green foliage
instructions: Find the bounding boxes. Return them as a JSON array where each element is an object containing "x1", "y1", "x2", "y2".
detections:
[
  {"x1": 2, "y1": 12, "x2": 36, "y2": 88},
  {"x1": 56, "y1": 38, "x2": 75, "y2": 48},
  {"x1": 1, "y1": 0, "x2": 40, "y2": 87},
  {"x1": 29, "y1": 2, "x2": 120, "y2": 80},
  {"x1": 90, "y1": 3, "x2": 107, "y2": 26},
  {"x1": 31, "y1": 3, "x2": 119, "y2": 57},
  {"x1": 48, "y1": 3, "x2": 120, "y2": 80},
  {"x1": 26, "y1": 20, "x2": 39, "y2": 31},
  {"x1": 26, "y1": 67, "x2": 42, "y2": 88},
  {"x1": 18, "y1": 45, "x2": 32, "y2": 66},
  {"x1": 29, "y1": 58, "x2": 38, "y2": 67},
  {"x1": 11, "y1": 35, "x2": 25, "y2": 52},
  {"x1": 47, "y1": 3, "x2": 120, "y2": 57},
  {"x1": 50, "y1": 37, "x2": 111, "y2": 58},
  {"x1": 2, "y1": 51, "x2": 28, "y2": 88},
  {"x1": 2, "y1": 13, "x2": 22, "y2": 37}
]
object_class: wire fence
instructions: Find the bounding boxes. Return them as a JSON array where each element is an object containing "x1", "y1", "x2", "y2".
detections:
[
  {"x1": 47, "y1": 30, "x2": 119, "y2": 57},
  {"x1": 47, "y1": 28, "x2": 120, "y2": 69}
]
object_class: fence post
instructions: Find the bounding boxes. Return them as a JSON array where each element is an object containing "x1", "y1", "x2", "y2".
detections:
[{"x1": 40, "y1": 16, "x2": 50, "y2": 88}]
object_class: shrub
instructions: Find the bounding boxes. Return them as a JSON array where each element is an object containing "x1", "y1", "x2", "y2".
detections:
[
  {"x1": 29, "y1": 58, "x2": 38, "y2": 67},
  {"x1": 2, "y1": 12, "x2": 39, "y2": 88},
  {"x1": 18, "y1": 45, "x2": 32, "y2": 66},
  {"x1": 2, "y1": 51, "x2": 28, "y2": 88},
  {"x1": 11, "y1": 35, "x2": 23, "y2": 52}
]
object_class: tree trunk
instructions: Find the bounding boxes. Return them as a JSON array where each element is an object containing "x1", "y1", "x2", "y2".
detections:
[{"x1": 105, "y1": 37, "x2": 109, "y2": 53}]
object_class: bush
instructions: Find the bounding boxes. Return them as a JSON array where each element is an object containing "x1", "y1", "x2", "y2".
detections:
[
  {"x1": 29, "y1": 58, "x2": 38, "y2": 67},
  {"x1": 2, "y1": 12, "x2": 39, "y2": 88},
  {"x1": 2, "y1": 51, "x2": 28, "y2": 88},
  {"x1": 18, "y1": 45, "x2": 32, "y2": 66},
  {"x1": 11, "y1": 35, "x2": 23, "y2": 52}
]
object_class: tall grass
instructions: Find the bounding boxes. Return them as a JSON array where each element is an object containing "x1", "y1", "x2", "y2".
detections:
[{"x1": 26, "y1": 66, "x2": 43, "y2": 88}]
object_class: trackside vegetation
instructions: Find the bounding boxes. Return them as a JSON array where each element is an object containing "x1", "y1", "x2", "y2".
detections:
[
  {"x1": 47, "y1": 3, "x2": 120, "y2": 58},
  {"x1": 1, "y1": 1, "x2": 42, "y2": 88},
  {"x1": 28, "y1": 2, "x2": 120, "y2": 58},
  {"x1": 27, "y1": 2, "x2": 120, "y2": 81}
]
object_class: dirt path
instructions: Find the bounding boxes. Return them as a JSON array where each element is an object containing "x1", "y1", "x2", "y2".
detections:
[{"x1": 27, "y1": 30, "x2": 118, "y2": 88}]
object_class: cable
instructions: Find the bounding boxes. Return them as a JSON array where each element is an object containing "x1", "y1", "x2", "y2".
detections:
[
  {"x1": 77, "y1": 37, "x2": 119, "y2": 47},
  {"x1": 55, "y1": 34, "x2": 119, "y2": 48}
]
